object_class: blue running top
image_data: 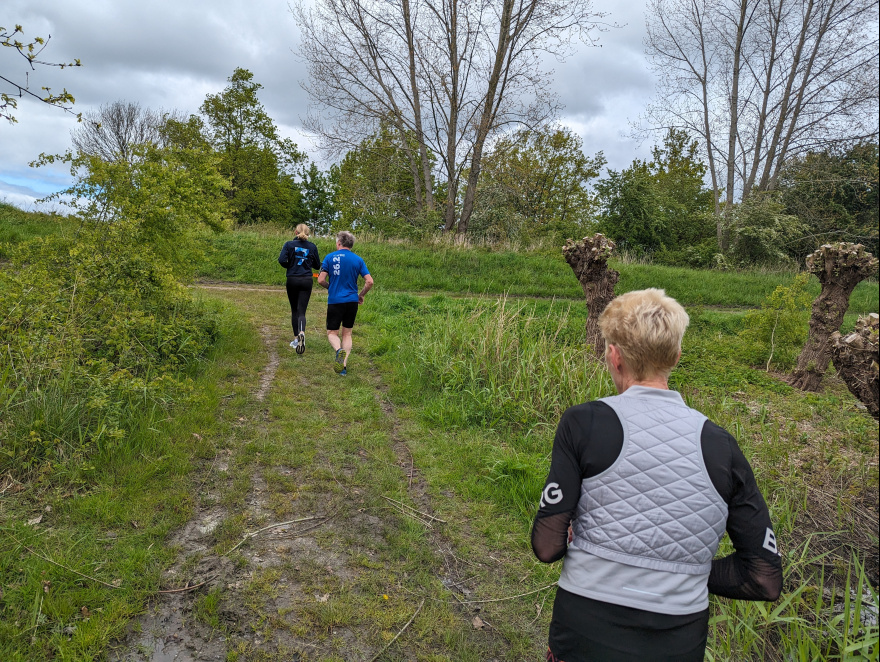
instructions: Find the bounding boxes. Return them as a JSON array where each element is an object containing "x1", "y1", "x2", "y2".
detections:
[{"x1": 321, "y1": 249, "x2": 370, "y2": 304}]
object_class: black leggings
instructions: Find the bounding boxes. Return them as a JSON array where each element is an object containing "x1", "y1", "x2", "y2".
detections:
[
  {"x1": 548, "y1": 587, "x2": 709, "y2": 662},
  {"x1": 285, "y1": 276, "x2": 313, "y2": 335}
]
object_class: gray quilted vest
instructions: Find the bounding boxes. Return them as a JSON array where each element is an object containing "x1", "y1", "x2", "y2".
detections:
[{"x1": 569, "y1": 386, "x2": 728, "y2": 576}]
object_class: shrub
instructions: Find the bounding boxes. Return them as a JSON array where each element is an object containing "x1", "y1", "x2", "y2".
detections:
[
  {"x1": 655, "y1": 238, "x2": 719, "y2": 268},
  {"x1": 725, "y1": 195, "x2": 805, "y2": 266},
  {"x1": 0, "y1": 229, "x2": 218, "y2": 475},
  {"x1": 738, "y1": 273, "x2": 812, "y2": 370}
]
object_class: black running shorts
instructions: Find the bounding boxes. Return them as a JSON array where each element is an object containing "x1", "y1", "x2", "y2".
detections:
[{"x1": 326, "y1": 302, "x2": 359, "y2": 330}]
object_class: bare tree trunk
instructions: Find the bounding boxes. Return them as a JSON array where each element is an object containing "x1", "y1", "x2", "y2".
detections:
[
  {"x1": 742, "y1": 0, "x2": 783, "y2": 199},
  {"x1": 402, "y1": 0, "x2": 434, "y2": 213},
  {"x1": 790, "y1": 243, "x2": 878, "y2": 391},
  {"x1": 563, "y1": 234, "x2": 620, "y2": 354},
  {"x1": 457, "y1": 0, "x2": 516, "y2": 236},
  {"x1": 830, "y1": 313, "x2": 879, "y2": 420}
]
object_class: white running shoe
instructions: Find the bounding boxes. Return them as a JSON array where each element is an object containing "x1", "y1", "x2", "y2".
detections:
[{"x1": 290, "y1": 338, "x2": 299, "y2": 349}]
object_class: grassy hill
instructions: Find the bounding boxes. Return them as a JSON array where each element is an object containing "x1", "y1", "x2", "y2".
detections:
[{"x1": 193, "y1": 225, "x2": 878, "y2": 313}]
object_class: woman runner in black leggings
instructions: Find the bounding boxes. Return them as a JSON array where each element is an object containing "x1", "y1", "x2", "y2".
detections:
[{"x1": 278, "y1": 224, "x2": 321, "y2": 354}]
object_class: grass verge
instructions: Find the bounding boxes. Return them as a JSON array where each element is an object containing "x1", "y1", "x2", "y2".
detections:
[{"x1": 0, "y1": 302, "x2": 253, "y2": 660}]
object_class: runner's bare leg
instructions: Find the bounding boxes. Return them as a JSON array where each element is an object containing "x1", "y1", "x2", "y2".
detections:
[
  {"x1": 341, "y1": 328, "x2": 353, "y2": 366},
  {"x1": 327, "y1": 330, "x2": 342, "y2": 352}
]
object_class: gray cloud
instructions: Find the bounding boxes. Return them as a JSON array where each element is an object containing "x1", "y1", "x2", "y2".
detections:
[{"x1": 2, "y1": 0, "x2": 655, "y2": 208}]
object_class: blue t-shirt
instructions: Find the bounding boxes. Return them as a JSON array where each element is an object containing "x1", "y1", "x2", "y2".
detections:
[{"x1": 320, "y1": 249, "x2": 370, "y2": 304}]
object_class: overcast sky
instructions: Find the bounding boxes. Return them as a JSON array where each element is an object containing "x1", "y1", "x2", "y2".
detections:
[{"x1": 1, "y1": 0, "x2": 657, "y2": 210}]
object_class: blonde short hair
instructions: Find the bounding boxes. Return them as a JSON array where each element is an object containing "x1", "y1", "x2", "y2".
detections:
[
  {"x1": 598, "y1": 288, "x2": 689, "y2": 380},
  {"x1": 294, "y1": 224, "x2": 311, "y2": 240}
]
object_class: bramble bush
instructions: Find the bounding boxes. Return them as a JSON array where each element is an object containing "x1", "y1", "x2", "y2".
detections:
[
  {"x1": 0, "y1": 228, "x2": 218, "y2": 475},
  {"x1": 0, "y1": 136, "x2": 228, "y2": 477}
]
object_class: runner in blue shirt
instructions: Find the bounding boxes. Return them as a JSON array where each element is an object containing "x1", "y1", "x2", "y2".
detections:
[{"x1": 317, "y1": 231, "x2": 373, "y2": 376}]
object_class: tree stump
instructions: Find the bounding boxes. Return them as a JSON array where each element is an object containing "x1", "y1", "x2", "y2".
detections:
[
  {"x1": 830, "y1": 314, "x2": 879, "y2": 420},
  {"x1": 563, "y1": 234, "x2": 619, "y2": 354},
  {"x1": 790, "y1": 243, "x2": 878, "y2": 391}
]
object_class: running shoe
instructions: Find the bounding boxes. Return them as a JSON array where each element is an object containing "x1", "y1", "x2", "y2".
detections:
[
  {"x1": 339, "y1": 368, "x2": 347, "y2": 376},
  {"x1": 290, "y1": 338, "x2": 299, "y2": 349},
  {"x1": 296, "y1": 332, "x2": 305, "y2": 355},
  {"x1": 334, "y1": 349, "x2": 347, "y2": 373}
]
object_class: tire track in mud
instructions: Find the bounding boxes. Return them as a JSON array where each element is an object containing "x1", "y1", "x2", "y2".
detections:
[{"x1": 366, "y1": 365, "x2": 512, "y2": 644}]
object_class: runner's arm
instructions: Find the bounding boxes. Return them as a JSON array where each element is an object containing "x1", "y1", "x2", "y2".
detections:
[
  {"x1": 310, "y1": 245, "x2": 321, "y2": 270},
  {"x1": 708, "y1": 435, "x2": 782, "y2": 601},
  {"x1": 278, "y1": 243, "x2": 291, "y2": 268},
  {"x1": 317, "y1": 270, "x2": 329, "y2": 289},
  {"x1": 359, "y1": 274, "x2": 374, "y2": 302},
  {"x1": 531, "y1": 410, "x2": 584, "y2": 563}
]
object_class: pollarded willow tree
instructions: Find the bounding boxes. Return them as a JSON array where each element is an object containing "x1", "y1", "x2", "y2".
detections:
[
  {"x1": 292, "y1": 0, "x2": 608, "y2": 235},
  {"x1": 643, "y1": 0, "x2": 879, "y2": 249},
  {"x1": 830, "y1": 313, "x2": 879, "y2": 420},
  {"x1": 789, "y1": 242, "x2": 878, "y2": 391},
  {"x1": 563, "y1": 233, "x2": 619, "y2": 354}
]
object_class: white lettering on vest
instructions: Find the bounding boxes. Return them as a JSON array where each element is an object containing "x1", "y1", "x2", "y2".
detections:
[
  {"x1": 540, "y1": 482, "x2": 563, "y2": 508},
  {"x1": 763, "y1": 528, "x2": 779, "y2": 555}
]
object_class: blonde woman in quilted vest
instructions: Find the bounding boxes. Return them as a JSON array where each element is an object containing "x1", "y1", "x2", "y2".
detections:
[{"x1": 532, "y1": 288, "x2": 782, "y2": 662}]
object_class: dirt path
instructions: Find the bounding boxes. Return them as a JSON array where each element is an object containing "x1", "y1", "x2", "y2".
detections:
[
  {"x1": 110, "y1": 288, "x2": 518, "y2": 661},
  {"x1": 192, "y1": 281, "x2": 756, "y2": 312}
]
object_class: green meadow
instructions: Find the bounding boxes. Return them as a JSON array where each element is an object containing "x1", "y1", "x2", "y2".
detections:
[{"x1": 1, "y1": 214, "x2": 877, "y2": 660}]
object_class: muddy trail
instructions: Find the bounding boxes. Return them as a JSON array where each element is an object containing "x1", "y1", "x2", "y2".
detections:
[{"x1": 110, "y1": 288, "x2": 537, "y2": 661}]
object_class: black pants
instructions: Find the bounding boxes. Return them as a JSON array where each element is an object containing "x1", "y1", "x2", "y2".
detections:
[
  {"x1": 285, "y1": 276, "x2": 313, "y2": 335},
  {"x1": 547, "y1": 587, "x2": 709, "y2": 662}
]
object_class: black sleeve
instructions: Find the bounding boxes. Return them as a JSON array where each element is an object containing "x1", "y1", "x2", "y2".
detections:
[
  {"x1": 703, "y1": 423, "x2": 783, "y2": 601},
  {"x1": 531, "y1": 403, "x2": 624, "y2": 563},
  {"x1": 278, "y1": 242, "x2": 291, "y2": 269},
  {"x1": 310, "y1": 243, "x2": 321, "y2": 270}
]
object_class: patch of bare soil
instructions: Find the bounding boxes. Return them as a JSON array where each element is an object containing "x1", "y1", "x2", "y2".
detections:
[{"x1": 255, "y1": 325, "x2": 279, "y2": 403}]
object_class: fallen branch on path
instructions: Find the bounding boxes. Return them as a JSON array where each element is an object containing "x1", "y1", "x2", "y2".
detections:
[
  {"x1": 452, "y1": 582, "x2": 558, "y2": 605},
  {"x1": 157, "y1": 575, "x2": 217, "y2": 594},
  {"x1": 368, "y1": 599, "x2": 424, "y2": 662},
  {"x1": 381, "y1": 496, "x2": 446, "y2": 524},
  {"x1": 223, "y1": 516, "x2": 325, "y2": 556}
]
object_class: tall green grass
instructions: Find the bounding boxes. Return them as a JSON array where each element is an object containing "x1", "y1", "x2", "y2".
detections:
[
  {"x1": 0, "y1": 303, "x2": 253, "y2": 660},
  {"x1": 363, "y1": 291, "x2": 879, "y2": 660}
]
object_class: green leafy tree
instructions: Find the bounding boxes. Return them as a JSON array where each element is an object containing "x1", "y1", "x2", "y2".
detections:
[
  {"x1": 335, "y1": 122, "x2": 433, "y2": 235},
  {"x1": 200, "y1": 68, "x2": 307, "y2": 225},
  {"x1": 596, "y1": 129, "x2": 715, "y2": 262},
  {"x1": 1, "y1": 24, "x2": 80, "y2": 123},
  {"x1": 472, "y1": 127, "x2": 605, "y2": 242},
  {"x1": 35, "y1": 136, "x2": 230, "y2": 276},
  {"x1": 778, "y1": 143, "x2": 879, "y2": 258},
  {"x1": 650, "y1": 129, "x2": 715, "y2": 248},
  {"x1": 595, "y1": 161, "x2": 665, "y2": 254},
  {"x1": 299, "y1": 162, "x2": 338, "y2": 234}
]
